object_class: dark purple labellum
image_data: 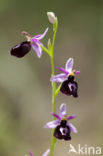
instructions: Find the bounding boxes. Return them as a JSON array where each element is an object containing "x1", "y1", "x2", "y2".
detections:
[
  {"x1": 54, "y1": 120, "x2": 71, "y2": 141},
  {"x1": 10, "y1": 41, "x2": 31, "y2": 58},
  {"x1": 60, "y1": 76, "x2": 78, "y2": 97}
]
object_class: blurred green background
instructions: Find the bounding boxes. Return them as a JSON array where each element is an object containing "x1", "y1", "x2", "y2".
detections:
[{"x1": 0, "y1": 0, "x2": 103, "y2": 156}]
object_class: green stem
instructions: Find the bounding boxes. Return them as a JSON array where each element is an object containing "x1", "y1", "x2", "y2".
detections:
[
  {"x1": 50, "y1": 55, "x2": 56, "y2": 119},
  {"x1": 41, "y1": 19, "x2": 58, "y2": 156},
  {"x1": 50, "y1": 20, "x2": 58, "y2": 156},
  {"x1": 52, "y1": 20, "x2": 58, "y2": 54},
  {"x1": 50, "y1": 129, "x2": 57, "y2": 156},
  {"x1": 50, "y1": 55, "x2": 57, "y2": 156}
]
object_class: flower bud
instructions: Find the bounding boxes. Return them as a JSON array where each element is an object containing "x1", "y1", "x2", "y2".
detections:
[{"x1": 47, "y1": 12, "x2": 57, "y2": 24}]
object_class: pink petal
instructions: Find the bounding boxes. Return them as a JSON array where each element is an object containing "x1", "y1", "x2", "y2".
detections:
[
  {"x1": 67, "y1": 122, "x2": 77, "y2": 133},
  {"x1": 67, "y1": 115, "x2": 76, "y2": 120},
  {"x1": 57, "y1": 67, "x2": 69, "y2": 75},
  {"x1": 74, "y1": 71, "x2": 80, "y2": 75},
  {"x1": 32, "y1": 42, "x2": 42, "y2": 58},
  {"x1": 51, "y1": 112, "x2": 61, "y2": 120},
  {"x1": 59, "y1": 103, "x2": 66, "y2": 117},
  {"x1": 28, "y1": 150, "x2": 34, "y2": 156},
  {"x1": 50, "y1": 73, "x2": 67, "y2": 83},
  {"x1": 42, "y1": 149, "x2": 50, "y2": 156},
  {"x1": 45, "y1": 120, "x2": 60, "y2": 129},
  {"x1": 34, "y1": 28, "x2": 49, "y2": 40},
  {"x1": 65, "y1": 58, "x2": 74, "y2": 73}
]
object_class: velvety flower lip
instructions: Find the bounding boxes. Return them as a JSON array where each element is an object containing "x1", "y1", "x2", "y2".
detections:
[
  {"x1": 10, "y1": 28, "x2": 48, "y2": 58},
  {"x1": 50, "y1": 58, "x2": 80, "y2": 83},
  {"x1": 60, "y1": 79, "x2": 78, "y2": 97},
  {"x1": 45, "y1": 103, "x2": 77, "y2": 140},
  {"x1": 28, "y1": 149, "x2": 50, "y2": 156},
  {"x1": 10, "y1": 41, "x2": 31, "y2": 58}
]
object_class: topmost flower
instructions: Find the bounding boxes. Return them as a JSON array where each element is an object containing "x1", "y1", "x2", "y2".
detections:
[
  {"x1": 47, "y1": 12, "x2": 57, "y2": 24},
  {"x1": 50, "y1": 58, "x2": 80, "y2": 97},
  {"x1": 10, "y1": 28, "x2": 48, "y2": 58}
]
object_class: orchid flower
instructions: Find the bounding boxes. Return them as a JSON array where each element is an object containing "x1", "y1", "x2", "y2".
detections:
[
  {"x1": 28, "y1": 149, "x2": 50, "y2": 156},
  {"x1": 50, "y1": 58, "x2": 80, "y2": 97},
  {"x1": 10, "y1": 28, "x2": 48, "y2": 58},
  {"x1": 45, "y1": 103, "x2": 77, "y2": 141}
]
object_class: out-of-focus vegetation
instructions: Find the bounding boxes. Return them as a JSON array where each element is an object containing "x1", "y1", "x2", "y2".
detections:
[{"x1": 0, "y1": 0, "x2": 103, "y2": 156}]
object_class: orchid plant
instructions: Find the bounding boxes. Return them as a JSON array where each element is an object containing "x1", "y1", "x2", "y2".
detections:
[{"x1": 10, "y1": 12, "x2": 80, "y2": 156}]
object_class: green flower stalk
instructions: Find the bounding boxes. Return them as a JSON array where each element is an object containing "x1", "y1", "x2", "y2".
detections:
[
  {"x1": 49, "y1": 18, "x2": 58, "y2": 156},
  {"x1": 42, "y1": 12, "x2": 59, "y2": 156}
]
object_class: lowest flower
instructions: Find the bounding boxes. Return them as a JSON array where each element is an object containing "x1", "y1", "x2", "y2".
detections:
[{"x1": 45, "y1": 103, "x2": 77, "y2": 141}]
